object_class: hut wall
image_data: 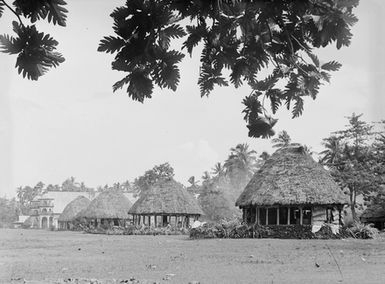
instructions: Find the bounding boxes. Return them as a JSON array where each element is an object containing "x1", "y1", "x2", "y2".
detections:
[
  {"x1": 311, "y1": 206, "x2": 326, "y2": 233},
  {"x1": 332, "y1": 207, "x2": 340, "y2": 226}
]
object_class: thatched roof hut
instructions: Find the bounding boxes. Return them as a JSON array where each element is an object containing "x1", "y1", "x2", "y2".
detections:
[
  {"x1": 236, "y1": 146, "x2": 347, "y2": 207},
  {"x1": 129, "y1": 180, "x2": 203, "y2": 227},
  {"x1": 130, "y1": 180, "x2": 203, "y2": 215},
  {"x1": 236, "y1": 145, "x2": 347, "y2": 228},
  {"x1": 78, "y1": 190, "x2": 132, "y2": 220},
  {"x1": 58, "y1": 196, "x2": 90, "y2": 222}
]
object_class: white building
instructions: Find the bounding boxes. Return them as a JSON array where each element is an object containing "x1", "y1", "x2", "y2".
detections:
[{"x1": 27, "y1": 191, "x2": 137, "y2": 229}]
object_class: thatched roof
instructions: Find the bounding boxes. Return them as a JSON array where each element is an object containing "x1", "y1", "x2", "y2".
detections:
[
  {"x1": 77, "y1": 190, "x2": 132, "y2": 219},
  {"x1": 58, "y1": 196, "x2": 90, "y2": 222},
  {"x1": 129, "y1": 180, "x2": 203, "y2": 215},
  {"x1": 236, "y1": 146, "x2": 348, "y2": 207},
  {"x1": 361, "y1": 204, "x2": 385, "y2": 220}
]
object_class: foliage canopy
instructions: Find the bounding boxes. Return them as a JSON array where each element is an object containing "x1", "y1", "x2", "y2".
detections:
[
  {"x1": 0, "y1": 0, "x2": 359, "y2": 137},
  {"x1": 320, "y1": 114, "x2": 384, "y2": 220}
]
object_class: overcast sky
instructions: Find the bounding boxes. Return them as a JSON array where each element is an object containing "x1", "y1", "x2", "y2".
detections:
[{"x1": 0, "y1": 1, "x2": 384, "y2": 197}]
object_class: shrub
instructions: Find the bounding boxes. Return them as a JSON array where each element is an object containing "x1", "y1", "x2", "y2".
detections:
[
  {"x1": 83, "y1": 223, "x2": 189, "y2": 235},
  {"x1": 190, "y1": 221, "x2": 316, "y2": 239},
  {"x1": 346, "y1": 222, "x2": 379, "y2": 239},
  {"x1": 189, "y1": 223, "x2": 221, "y2": 239},
  {"x1": 314, "y1": 224, "x2": 341, "y2": 239},
  {"x1": 189, "y1": 218, "x2": 252, "y2": 239}
]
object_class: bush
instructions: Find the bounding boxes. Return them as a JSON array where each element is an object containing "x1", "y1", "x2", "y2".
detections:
[
  {"x1": 83, "y1": 224, "x2": 189, "y2": 235},
  {"x1": 189, "y1": 219, "x2": 253, "y2": 239},
  {"x1": 314, "y1": 224, "x2": 341, "y2": 239},
  {"x1": 189, "y1": 223, "x2": 221, "y2": 239},
  {"x1": 190, "y1": 220, "x2": 332, "y2": 239},
  {"x1": 346, "y1": 222, "x2": 379, "y2": 239}
]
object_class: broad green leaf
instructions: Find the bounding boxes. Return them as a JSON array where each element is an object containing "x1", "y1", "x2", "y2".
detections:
[
  {"x1": 0, "y1": 2, "x2": 4, "y2": 18},
  {"x1": 98, "y1": 36, "x2": 125, "y2": 54},
  {"x1": 321, "y1": 61, "x2": 342, "y2": 71},
  {"x1": 292, "y1": 97, "x2": 304, "y2": 118},
  {"x1": 0, "y1": 34, "x2": 21, "y2": 54}
]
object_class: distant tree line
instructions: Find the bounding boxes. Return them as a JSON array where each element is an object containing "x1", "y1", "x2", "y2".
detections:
[
  {"x1": 5, "y1": 114, "x2": 385, "y2": 224},
  {"x1": 319, "y1": 114, "x2": 385, "y2": 220},
  {"x1": 15, "y1": 176, "x2": 134, "y2": 215},
  {"x1": 0, "y1": 197, "x2": 20, "y2": 228}
]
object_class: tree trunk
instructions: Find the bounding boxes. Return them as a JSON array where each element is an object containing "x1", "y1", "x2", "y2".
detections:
[{"x1": 350, "y1": 187, "x2": 357, "y2": 221}]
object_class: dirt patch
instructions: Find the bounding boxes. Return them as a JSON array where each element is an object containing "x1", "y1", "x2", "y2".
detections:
[{"x1": 1, "y1": 229, "x2": 385, "y2": 283}]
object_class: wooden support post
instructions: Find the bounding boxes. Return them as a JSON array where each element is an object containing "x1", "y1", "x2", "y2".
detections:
[
  {"x1": 256, "y1": 207, "x2": 259, "y2": 225},
  {"x1": 300, "y1": 207, "x2": 303, "y2": 225},
  {"x1": 266, "y1": 208, "x2": 269, "y2": 225},
  {"x1": 277, "y1": 207, "x2": 280, "y2": 225},
  {"x1": 154, "y1": 215, "x2": 157, "y2": 227},
  {"x1": 308, "y1": 207, "x2": 313, "y2": 225},
  {"x1": 244, "y1": 208, "x2": 248, "y2": 224},
  {"x1": 287, "y1": 208, "x2": 290, "y2": 225}
]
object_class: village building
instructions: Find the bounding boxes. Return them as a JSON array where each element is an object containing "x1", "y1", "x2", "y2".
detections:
[
  {"x1": 58, "y1": 196, "x2": 90, "y2": 230},
  {"x1": 23, "y1": 190, "x2": 136, "y2": 229},
  {"x1": 25, "y1": 191, "x2": 95, "y2": 229},
  {"x1": 236, "y1": 145, "x2": 348, "y2": 233},
  {"x1": 76, "y1": 190, "x2": 132, "y2": 228},
  {"x1": 360, "y1": 204, "x2": 385, "y2": 230},
  {"x1": 129, "y1": 180, "x2": 203, "y2": 228}
]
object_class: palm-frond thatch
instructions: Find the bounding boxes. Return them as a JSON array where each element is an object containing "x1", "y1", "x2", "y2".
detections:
[
  {"x1": 78, "y1": 190, "x2": 132, "y2": 219},
  {"x1": 58, "y1": 196, "x2": 90, "y2": 222},
  {"x1": 129, "y1": 180, "x2": 203, "y2": 215},
  {"x1": 236, "y1": 145, "x2": 348, "y2": 207}
]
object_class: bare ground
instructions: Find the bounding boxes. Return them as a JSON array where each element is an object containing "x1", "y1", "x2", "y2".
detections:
[{"x1": 1, "y1": 229, "x2": 385, "y2": 283}]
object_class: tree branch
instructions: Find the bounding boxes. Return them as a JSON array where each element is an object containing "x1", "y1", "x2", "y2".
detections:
[
  {"x1": 265, "y1": 20, "x2": 281, "y2": 70},
  {"x1": 1, "y1": 0, "x2": 24, "y2": 27}
]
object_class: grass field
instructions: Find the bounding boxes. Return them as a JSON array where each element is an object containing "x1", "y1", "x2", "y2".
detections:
[{"x1": 1, "y1": 229, "x2": 385, "y2": 283}]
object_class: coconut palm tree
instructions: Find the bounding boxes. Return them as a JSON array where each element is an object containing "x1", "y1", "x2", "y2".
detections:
[
  {"x1": 224, "y1": 143, "x2": 257, "y2": 177},
  {"x1": 201, "y1": 171, "x2": 211, "y2": 183},
  {"x1": 272, "y1": 130, "x2": 292, "y2": 148},
  {"x1": 303, "y1": 145, "x2": 314, "y2": 155},
  {"x1": 320, "y1": 136, "x2": 343, "y2": 165},
  {"x1": 211, "y1": 162, "x2": 225, "y2": 177},
  {"x1": 187, "y1": 176, "x2": 199, "y2": 187},
  {"x1": 122, "y1": 180, "x2": 132, "y2": 192},
  {"x1": 259, "y1": 151, "x2": 270, "y2": 161},
  {"x1": 80, "y1": 182, "x2": 86, "y2": 191}
]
